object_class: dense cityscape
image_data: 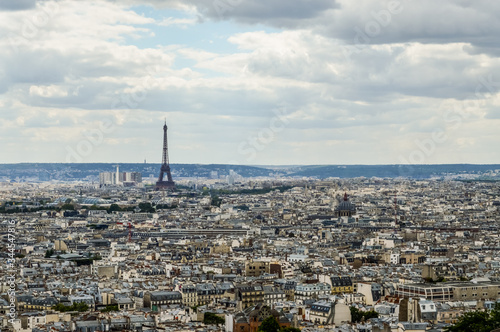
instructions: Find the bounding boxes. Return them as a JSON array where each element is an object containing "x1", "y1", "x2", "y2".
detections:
[{"x1": 1, "y1": 164, "x2": 500, "y2": 331}]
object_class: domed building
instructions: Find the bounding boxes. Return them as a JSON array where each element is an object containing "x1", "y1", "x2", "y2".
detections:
[{"x1": 334, "y1": 193, "x2": 356, "y2": 217}]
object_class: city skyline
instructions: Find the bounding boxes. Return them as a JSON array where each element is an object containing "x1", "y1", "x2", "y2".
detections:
[{"x1": 1, "y1": 1, "x2": 500, "y2": 165}]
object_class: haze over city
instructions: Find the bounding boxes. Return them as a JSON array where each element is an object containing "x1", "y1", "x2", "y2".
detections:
[{"x1": 2, "y1": 0, "x2": 500, "y2": 165}]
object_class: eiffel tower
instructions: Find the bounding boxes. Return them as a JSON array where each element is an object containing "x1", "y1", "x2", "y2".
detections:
[{"x1": 155, "y1": 121, "x2": 175, "y2": 190}]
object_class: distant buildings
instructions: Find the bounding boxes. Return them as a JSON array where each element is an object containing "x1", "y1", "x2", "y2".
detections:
[
  {"x1": 2, "y1": 177, "x2": 500, "y2": 331},
  {"x1": 396, "y1": 280, "x2": 500, "y2": 302},
  {"x1": 334, "y1": 192, "x2": 356, "y2": 217},
  {"x1": 99, "y1": 171, "x2": 142, "y2": 186}
]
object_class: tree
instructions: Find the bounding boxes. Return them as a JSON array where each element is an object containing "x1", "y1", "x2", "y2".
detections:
[
  {"x1": 258, "y1": 316, "x2": 281, "y2": 332},
  {"x1": 211, "y1": 195, "x2": 222, "y2": 207},
  {"x1": 350, "y1": 306, "x2": 379, "y2": 323},
  {"x1": 363, "y1": 310, "x2": 379, "y2": 320},
  {"x1": 350, "y1": 306, "x2": 363, "y2": 323},
  {"x1": 445, "y1": 303, "x2": 500, "y2": 332},
  {"x1": 100, "y1": 304, "x2": 119, "y2": 312},
  {"x1": 45, "y1": 249, "x2": 55, "y2": 258},
  {"x1": 138, "y1": 202, "x2": 155, "y2": 213},
  {"x1": 52, "y1": 302, "x2": 89, "y2": 313},
  {"x1": 52, "y1": 303, "x2": 68, "y2": 312},
  {"x1": 60, "y1": 203, "x2": 74, "y2": 211},
  {"x1": 107, "y1": 203, "x2": 122, "y2": 213},
  {"x1": 73, "y1": 302, "x2": 89, "y2": 312},
  {"x1": 203, "y1": 312, "x2": 225, "y2": 325}
]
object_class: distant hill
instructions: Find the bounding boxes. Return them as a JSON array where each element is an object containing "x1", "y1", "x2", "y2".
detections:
[
  {"x1": 0, "y1": 163, "x2": 499, "y2": 181},
  {"x1": 287, "y1": 164, "x2": 500, "y2": 179},
  {"x1": 0, "y1": 163, "x2": 273, "y2": 181}
]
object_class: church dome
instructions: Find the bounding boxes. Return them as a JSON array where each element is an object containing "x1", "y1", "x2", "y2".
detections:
[{"x1": 335, "y1": 192, "x2": 356, "y2": 217}]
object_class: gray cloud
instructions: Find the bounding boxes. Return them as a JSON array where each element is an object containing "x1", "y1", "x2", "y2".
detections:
[
  {"x1": 114, "y1": 0, "x2": 339, "y2": 22},
  {"x1": 0, "y1": 0, "x2": 37, "y2": 11},
  {"x1": 192, "y1": 0, "x2": 339, "y2": 23},
  {"x1": 162, "y1": 0, "x2": 500, "y2": 54}
]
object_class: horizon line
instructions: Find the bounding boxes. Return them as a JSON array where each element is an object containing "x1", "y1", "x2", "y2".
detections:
[{"x1": 1, "y1": 162, "x2": 500, "y2": 166}]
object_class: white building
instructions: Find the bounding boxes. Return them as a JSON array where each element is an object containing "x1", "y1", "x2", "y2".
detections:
[
  {"x1": 306, "y1": 300, "x2": 351, "y2": 326},
  {"x1": 295, "y1": 283, "x2": 331, "y2": 303},
  {"x1": 99, "y1": 171, "x2": 142, "y2": 186}
]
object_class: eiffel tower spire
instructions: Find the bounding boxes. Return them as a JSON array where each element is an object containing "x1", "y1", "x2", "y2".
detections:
[{"x1": 155, "y1": 120, "x2": 175, "y2": 190}]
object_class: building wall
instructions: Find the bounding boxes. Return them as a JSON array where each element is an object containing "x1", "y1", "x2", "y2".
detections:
[
  {"x1": 333, "y1": 302, "x2": 351, "y2": 325},
  {"x1": 245, "y1": 261, "x2": 270, "y2": 277},
  {"x1": 436, "y1": 310, "x2": 462, "y2": 324},
  {"x1": 97, "y1": 266, "x2": 117, "y2": 278},
  {"x1": 396, "y1": 282, "x2": 500, "y2": 302},
  {"x1": 181, "y1": 288, "x2": 198, "y2": 307},
  {"x1": 399, "y1": 252, "x2": 426, "y2": 264},
  {"x1": 358, "y1": 283, "x2": 375, "y2": 305},
  {"x1": 452, "y1": 283, "x2": 500, "y2": 301}
]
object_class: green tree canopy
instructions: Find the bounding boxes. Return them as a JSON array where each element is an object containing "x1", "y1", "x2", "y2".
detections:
[
  {"x1": 350, "y1": 306, "x2": 363, "y2": 323},
  {"x1": 52, "y1": 302, "x2": 89, "y2": 313},
  {"x1": 60, "y1": 203, "x2": 75, "y2": 211},
  {"x1": 280, "y1": 328, "x2": 301, "y2": 332},
  {"x1": 107, "y1": 203, "x2": 122, "y2": 213},
  {"x1": 203, "y1": 312, "x2": 225, "y2": 325},
  {"x1": 258, "y1": 316, "x2": 281, "y2": 332},
  {"x1": 100, "y1": 304, "x2": 119, "y2": 313},
  {"x1": 445, "y1": 303, "x2": 500, "y2": 332},
  {"x1": 138, "y1": 202, "x2": 155, "y2": 213},
  {"x1": 211, "y1": 195, "x2": 222, "y2": 207},
  {"x1": 363, "y1": 310, "x2": 379, "y2": 320},
  {"x1": 45, "y1": 249, "x2": 55, "y2": 258},
  {"x1": 350, "y1": 306, "x2": 379, "y2": 323}
]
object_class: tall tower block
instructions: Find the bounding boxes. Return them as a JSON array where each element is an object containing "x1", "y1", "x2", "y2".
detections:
[{"x1": 155, "y1": 121, "x2": 175, "y2": 190}]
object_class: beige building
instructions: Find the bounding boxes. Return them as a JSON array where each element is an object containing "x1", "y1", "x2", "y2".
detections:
[
  {"x1": 450, "y1": 281, "x2": 500, "y2": 301},
  {"x1": 143, "y1": 291, "x2": 182, "y2": 311},
  {"x1": 236, "y1": 285, "x2": 264, "y2": 309},
  {"x1": 307, "y1": 300, "x2": 351, "y2": 325},
  {"x1": 54, "y1": 239, "x2": 68, "y2": 251},
  {"x1": 398, "y1": 251, "x2": 426, "y2": 265},
  {"x1": 396, "y1": 281, "x2": 500, "y2": 302},
  {"x1": 179, "y1": 284, "x2": 198, "y2": 307},
  {"x1": 245, "y1": 260, "x2": 270, "y2": 277}
]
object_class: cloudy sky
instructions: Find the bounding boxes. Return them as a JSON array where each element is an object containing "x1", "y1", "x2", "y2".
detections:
[{"x1": 1, "y1": 0, "x2": 500, "y2": 165}]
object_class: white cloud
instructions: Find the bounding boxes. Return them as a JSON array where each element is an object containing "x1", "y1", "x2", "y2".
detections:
[
  {"x1": 0, "y1": 0, "x2": 499, "y2": 164},
  {"x1": 158, "y1": 17, "x2": 197, "y2": 28},
  {"x1": 29, "y1": 85, "x2": 68, "y2": 98}
]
